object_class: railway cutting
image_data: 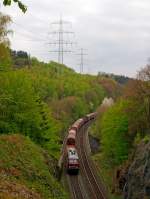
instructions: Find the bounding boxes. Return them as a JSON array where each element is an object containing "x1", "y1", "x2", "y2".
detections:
[{"x1": 60, "y1": 113, "x2": 108, "y2": 199}]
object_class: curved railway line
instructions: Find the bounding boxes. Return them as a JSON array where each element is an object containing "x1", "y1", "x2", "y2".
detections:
[
  {"x1": 78, "y1": 124, "x2": 106, "y2": 199},
  {"x1": 68, "y1": 176, "x2": 85, "y2": 199},
  {"x1": 64, "y1": 119, "x2": 107, "y2": 199}
]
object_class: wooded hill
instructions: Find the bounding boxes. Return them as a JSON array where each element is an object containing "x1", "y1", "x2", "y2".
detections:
[
  {"x1": 1, "y1": 11, "x2": 146, "y2": 199},
  {"x1": 92, "y1": 65, "x2": 150, "y2": 199},
  {"x1": 0, "y1": 45, "x2": 123, "y2": 198}
]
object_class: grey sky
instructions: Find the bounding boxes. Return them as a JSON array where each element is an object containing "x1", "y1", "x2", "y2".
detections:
[{"x1": 1, "y1": 0, "x2": 150, "y2": 77}]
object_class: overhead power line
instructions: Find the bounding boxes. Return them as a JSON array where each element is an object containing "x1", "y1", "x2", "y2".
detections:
[{"x1": 13, "y1": 22, "x2": 46, "y2": 41}]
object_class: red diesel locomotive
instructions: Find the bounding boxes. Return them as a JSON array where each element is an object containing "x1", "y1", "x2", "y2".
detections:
[
  {"x1": 66, "y1": 112, "x2": 97, "y2": 174},
  {"x1": 66, "y1": 146, "x2": 79, "y2": 174}
]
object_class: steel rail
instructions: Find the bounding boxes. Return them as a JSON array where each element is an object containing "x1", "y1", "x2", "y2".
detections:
[
  {"x1": 76, "y1": 125, "x2": 98, "y2": 199},
  {"x1": 79, "y1": 124, "x2": 106, "y2": 199},
  {"x1": 69, "y1": 176, "x2": 85, "y2": 199}
]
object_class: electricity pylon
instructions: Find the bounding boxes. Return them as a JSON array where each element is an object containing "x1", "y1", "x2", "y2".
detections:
[
  {"x1": 77, "y1": 48, "x2": 88, "y2": 73},
  {"x1": 49, "y1": 16, "x2": 75, "y2": 64}
]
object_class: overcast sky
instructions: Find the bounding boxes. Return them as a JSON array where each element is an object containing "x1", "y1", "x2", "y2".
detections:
[{"x1": 1, "y1": 0, "x2": 150, "y2": 77}]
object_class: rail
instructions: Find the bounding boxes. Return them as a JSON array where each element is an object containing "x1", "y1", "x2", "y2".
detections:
[{"x1": 77, "y1": 123, "x2": 106, "y2": 199}]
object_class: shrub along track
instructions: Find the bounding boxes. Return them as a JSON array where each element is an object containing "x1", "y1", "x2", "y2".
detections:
[{"x1": 66, "y1": 120, "x2": 107, "y2": 199}]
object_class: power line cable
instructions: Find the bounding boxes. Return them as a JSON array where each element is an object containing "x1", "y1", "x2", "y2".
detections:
[
  {"x1": 12, "y1": 22, "x2": 47, "y2": 41},
  {"x1": 12, "y1": 32, "x2": 46, "y2": 42}
]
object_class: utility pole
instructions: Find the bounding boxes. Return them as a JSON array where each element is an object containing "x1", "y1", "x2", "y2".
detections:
[
  {"x1": 49, "y1": 16, "x2": 75, "y2": 64},
  {"x1": 77, "y1": 48, "x2": 88, "y2": 73}
]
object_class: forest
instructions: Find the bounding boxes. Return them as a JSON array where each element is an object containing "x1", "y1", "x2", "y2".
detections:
[
  {"x1": 0, "y1": 11, "x2": 109, "y2": 198},
  {"x1": 93, "y1": 64, "x2": 150, "y2": 198}
]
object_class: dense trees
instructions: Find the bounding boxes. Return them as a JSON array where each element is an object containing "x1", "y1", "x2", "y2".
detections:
[
  {"x1": 122, "y1": 65, "x2": 150, "y2": 137},
  {"x1": 92, "y1": 65, "x2": 150, "y2": 198},
  {"x1": 98, "y1": 72, "x2": 132, "y2": 85},
  {"x1": 95, "y1": 65, "x2": 150, "y2": 167},
  {"x1": 137, "y1": 65, "x2": 150, "y2": 131},
  {"x1": 0, "y1": 50, "x2": 107, "y2": 157},
  {"x1": 0, "y1": 70, "x2": 61, "y2": 156},
  {"x1": 97, "y1": 77, "x2": 120, "y2": 99},
  {"x1": 11, "y1": 50, "x2": 30, "y2": 67},
  {"x1": 101, "y1": 100, "x2": 129, "y2": 165}
]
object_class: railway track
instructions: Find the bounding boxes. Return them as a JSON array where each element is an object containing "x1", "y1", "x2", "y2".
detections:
[
  {"x1": 66, "y1": 120, "x2": 107, "y2": 199},
  {"x1": 78, "y1": 124, "x2": 106, "y2": 199},
  {"x1": 68, "y1": 175, "x2": 85, "y2": 199}
]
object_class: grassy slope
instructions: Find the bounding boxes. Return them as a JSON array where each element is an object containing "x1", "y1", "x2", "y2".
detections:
[{"x1": 0, "y1": 134, "x2": 68, "y2": 199}]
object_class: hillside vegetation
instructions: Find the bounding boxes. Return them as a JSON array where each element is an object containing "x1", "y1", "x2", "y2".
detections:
[
  {"x1": 0, "y1": 11, "x2": 130, "y2": 198},
  {"x1": 0, "y1": 134, "x2": 68, "y2": 199},
  {"x1": 0, "y1": 11, "x2": 120, "y2": 199},
  {"x1": 92, "y1": 65, "x2": 150, "y2": 199},
  {"x1": 0, "y1": 57, "x2": 108, "y2": 157}
]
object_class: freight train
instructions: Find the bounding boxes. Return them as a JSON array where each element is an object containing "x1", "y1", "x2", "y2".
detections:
[{"x1": 66, "y1": 112, "x2": 97, "y2": 174}]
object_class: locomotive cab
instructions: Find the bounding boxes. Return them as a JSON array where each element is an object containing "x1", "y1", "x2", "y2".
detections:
[{"x1": 66, "y1": 146, "x2": 79, "y2": 174}]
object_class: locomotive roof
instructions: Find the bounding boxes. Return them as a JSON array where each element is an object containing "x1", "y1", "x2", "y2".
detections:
[
  {"x1": 69, "y1": 129, "x2": 76, "y2": 133},
  {"x1": 72, "y1": 118, "x2": 83, "y2": 125}
]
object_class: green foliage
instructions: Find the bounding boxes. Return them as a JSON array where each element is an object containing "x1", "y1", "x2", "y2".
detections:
[
  {"x1": 0, "y1": 70, "x2": 61, "y2": 157},
  {"x1": 0, "y1": 70, "x2": 40, "y2": 135},
  {"x1": 3, "y1": 0, "x2": 27, "y2": 13},
  {"x1": 93, "y1": 153, "x2": 123, "y2": 199},
  {"x1": 0, "y1": 12, "x2": 12, "y2": 45},
  {"x1": 143, "y1": 135, "x2": 150, "y2": 144},
  {"x1": 25, "y1": 61, "x2": 106, "y2": 130},
  {"x1": 0, "y1": 134, "x2": 68, "y2": 198},
  {"x1": 0, "y1": 56, "x2": 107, "y2": 158},
  {"x1": 98, "y1": 71, "x2": 131, "y2": 84},
  {"x1": 0, "y1": 55, "x2": 109, "y2": 197},
  {"x1": 0, "y1": 12, "x2": 12, "y2": 70},
  {"x1": 91, "y1": 65, "x2": 150, "y2": 198},
  {"x1": 0, "y1": 44, "x2": 11, "y2": 69},
  {"x1": 101, "y1": 100, "x2": 129, "y2": 166},
  {"x1": 133, "y1": 133, "x2": 142, "y2": 145},
  {"x1": 123, "y1": 77, "x2": 150, "y2": 137},
  {"x1": 11, "y1": 50, "x2": 30, "y2": 68}
]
